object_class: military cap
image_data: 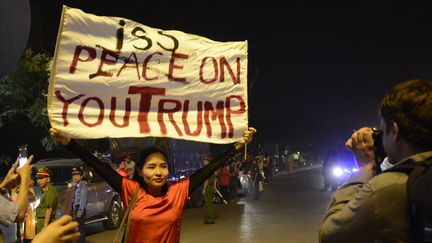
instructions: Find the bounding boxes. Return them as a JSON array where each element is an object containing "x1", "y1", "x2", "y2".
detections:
[
  {"x1": 71, "y1": 166, "x2": 83, "y2": 175},
  {"x1": 36, "y1": 166, "x2": 52, "y2": 178}
]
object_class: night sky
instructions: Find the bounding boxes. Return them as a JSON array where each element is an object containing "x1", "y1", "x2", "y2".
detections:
[{"x1": 4, "y1": 0, "x2": 432, "y2": 158}]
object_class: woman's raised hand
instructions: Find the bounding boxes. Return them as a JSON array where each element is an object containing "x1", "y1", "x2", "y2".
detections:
[
  {"x1": 50, "y1": 128, "x2": 71, "y2": 146},
  {"x1": 235, "y1": 127, "x2": 257, "y2": 150}
]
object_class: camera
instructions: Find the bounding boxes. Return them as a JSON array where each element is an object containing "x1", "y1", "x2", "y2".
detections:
[{"x1": 372, "y1": 128, "x2": 387, "y2": 174}]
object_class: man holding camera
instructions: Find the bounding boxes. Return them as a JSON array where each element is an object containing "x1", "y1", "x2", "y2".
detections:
[
  {"x1": 319, "y1": 79, "x2": 432, "y2": 242},
  {"x1": 0, "y1": 156, "x2": 33, "y2": 242}
]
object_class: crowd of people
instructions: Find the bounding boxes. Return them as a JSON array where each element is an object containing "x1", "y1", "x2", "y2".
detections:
[
  {"x1": 215, "y1": 153, "x2": 276, "y2": 202},
  {"x1": 0, "y1": 135, "x2": 303, "y2": 242},
  {"x1": 1, "y1": 129, "x2": 272, "y2": 242},
  {"x1": 201, "y1": 153, "x2": 276, "y2": 224},
  {"x1": 1, "y1": 79, "x2": 431, "y2": 243},
  {"x1": 0, "y1": 156, "x2": 80, "y2": 243}
]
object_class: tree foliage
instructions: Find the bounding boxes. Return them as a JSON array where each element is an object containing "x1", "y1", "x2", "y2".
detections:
[{"x1": 0, "y1": 48, "x2": 54, "y2": 149}]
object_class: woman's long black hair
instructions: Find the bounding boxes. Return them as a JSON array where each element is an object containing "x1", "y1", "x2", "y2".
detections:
[{"x1": 132, "y1": 146, "x2": 170, "y2": 193}]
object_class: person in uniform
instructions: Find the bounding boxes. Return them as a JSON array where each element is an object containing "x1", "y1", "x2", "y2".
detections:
[
  {"x1": 35, "y1": 167, "x2": 58, "y2": 234},
  {"x1": 71, "y1": 166, "x2": 88, "y2": 243},
  {"x1": 202, "y1": 155, "x2": 217, "y2": 224}
]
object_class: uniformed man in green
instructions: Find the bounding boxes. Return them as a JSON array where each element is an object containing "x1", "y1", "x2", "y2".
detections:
[
  {"x1": 202, "y1": 155, "x2": 217, "y2": 224},
  {"x1": 35, "y1": 166, "x2": 58, "y2": 234}
]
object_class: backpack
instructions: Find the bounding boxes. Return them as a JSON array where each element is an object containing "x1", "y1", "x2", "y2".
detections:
[{"x1": 383, "y1": 156, "x2": 432, "y2": 242}]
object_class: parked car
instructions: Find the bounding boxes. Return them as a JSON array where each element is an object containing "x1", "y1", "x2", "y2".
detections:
[
  {"x1": 32, "y1": 158, "x2": 123, "y2": 229},
  {"x1": 322, "y1": 147, "x2": 358, "y2": 191}
]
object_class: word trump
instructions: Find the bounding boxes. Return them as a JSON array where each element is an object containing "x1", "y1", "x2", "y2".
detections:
[
  {"x1": 49, "y1": 6, "x2": 248, "y2": 143},
  {"x1": 55, "y1": 86, "x2": 246, "y2": 139}
]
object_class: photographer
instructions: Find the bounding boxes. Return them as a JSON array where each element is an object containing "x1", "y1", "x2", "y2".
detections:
[
  {"x1": 0, "y1": 156, "x2": 33, "y2": 242},
  {"x1": 319, "y1": 79, "x2": 432, "y2": 242}
]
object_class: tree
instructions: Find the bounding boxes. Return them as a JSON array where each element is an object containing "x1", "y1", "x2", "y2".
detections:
[
  {"x1": 0, "y1": 48, "x2": 111, "y2": 154},
  {"x1": 0, "y1": 48, "x2": 54, "y2": 150}
]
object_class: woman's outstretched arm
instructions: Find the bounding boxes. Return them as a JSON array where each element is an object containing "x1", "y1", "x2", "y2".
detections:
[
  {"x1": 188, "y1": 127, "x2": 256, "y2": 194},
  {"x1": 189, "y1": 146, "x2": 236, "y2": 194},
  {"x1": 50, "y1": 129, "x2": 123, "y2": 193}
]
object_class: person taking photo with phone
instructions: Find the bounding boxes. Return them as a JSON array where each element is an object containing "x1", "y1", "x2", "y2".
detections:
[{"x1": 0, "y1": 156, "x2": 33, "y2": 242}]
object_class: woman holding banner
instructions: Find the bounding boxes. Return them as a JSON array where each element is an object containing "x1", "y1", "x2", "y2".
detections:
[{"x1": 50, "y1": 127, "x2": 256, "y2": 243}]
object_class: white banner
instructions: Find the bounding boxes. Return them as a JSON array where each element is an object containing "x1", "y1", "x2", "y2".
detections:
[{"x1": 48, "y1": 6, "x2": 248, "y2": 144}]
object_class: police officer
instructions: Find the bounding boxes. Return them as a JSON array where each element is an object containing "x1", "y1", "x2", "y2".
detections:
[
  {"x1": 71, "y1": 166, "x2": 88, "y2": 243},
  {"x1": 35, "y1": 166, "x2": 58, "y2": 234}
]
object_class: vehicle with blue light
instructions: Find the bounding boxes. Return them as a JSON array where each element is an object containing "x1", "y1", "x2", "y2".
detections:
[{"x1": 322, "y1": 146, "x2": 358, "y2": 191}]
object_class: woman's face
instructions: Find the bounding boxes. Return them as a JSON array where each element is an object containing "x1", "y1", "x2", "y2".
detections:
[{"x1": 141, "y1": 152, "x2": 169, "y2": 189}]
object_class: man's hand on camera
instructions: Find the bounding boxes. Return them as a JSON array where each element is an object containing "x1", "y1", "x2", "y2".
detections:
[{"x1": 346, "y1": 127, "x2": 376, "y2": 172}]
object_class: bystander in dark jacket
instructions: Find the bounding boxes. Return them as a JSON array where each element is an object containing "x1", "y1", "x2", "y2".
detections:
[{"x1": 319, "y1": 79, "x2": 432, "y2": 243}]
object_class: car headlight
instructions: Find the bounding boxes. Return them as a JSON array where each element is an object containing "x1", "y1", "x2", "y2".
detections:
[{"x1": 332, "y1": 167, "x2": 343, "y2": 177}]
